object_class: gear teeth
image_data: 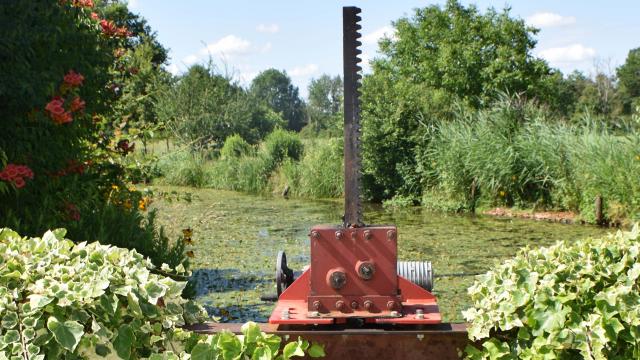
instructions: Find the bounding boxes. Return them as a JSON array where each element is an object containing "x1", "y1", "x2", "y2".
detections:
[{"x1": 343, "y1": 6, "x2": 365, "y2": 227}]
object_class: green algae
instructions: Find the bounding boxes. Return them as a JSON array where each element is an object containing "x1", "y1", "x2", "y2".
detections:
[{"x1": 151, "y1": 186, "x2": 610, "y2": 322}]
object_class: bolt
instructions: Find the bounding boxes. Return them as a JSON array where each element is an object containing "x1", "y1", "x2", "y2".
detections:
[
  {"x1": 310, "y1": 231, "x2": 320, "y2": 239},
  {"x1": 281, "y1": 309, "x2": 290, "y2": 320},
  {"x1": 364, "y1": 300, "x2": 374, "y2": 311},
  {"x1": 350, "y1": 301, "x2": 358, "y2": 309},
  {"x1": 387, "y1": 230, "x2": 396, "y2": 241},
  {"x1": 415, "y1": 308, "x2": 425, "y2": 319},
  {"x1": 335, "y1": 231, "x2": 344, "y2": 240},
  {"x1": 363, "y1": 230, "x2": 372, "y2": 240},
  {"x1": 417, "y1": 334, "x2": 424, "y2": 341},
  {"x1": 328, "y1": 270, "x2": 347, "y2": 290},
  {"x1": 386, "y1": 301, "x2": 397, "y2": 310},
  {"x1": 312, "y1": 300, "x2": 321, "y2": 310},
  {"x1": 335, "y1": 300, "x2": 346, "y2": 311},
  {"x1": 357, "y1": 261, "x2": 375, "y2": 280},
  {"x1": 309, "y1": 311, "x2": 319, "y2": 317},
  {"x1": 390, "y1": 311, "x2": 399, "y2": 317}
]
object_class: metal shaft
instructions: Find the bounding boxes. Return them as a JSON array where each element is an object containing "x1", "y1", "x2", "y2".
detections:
[{"x1": 342, "y1": 6, "x2": 363, "y2": 228}]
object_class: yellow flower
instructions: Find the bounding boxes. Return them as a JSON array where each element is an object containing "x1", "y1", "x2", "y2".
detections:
[
  {"x1": 511, "y1": 175, "x2": 517, "y2": 181},
  {"x1": 636, "y1": 155, "x2": 640, "y2": 161},
  {"x1": 182, "y1": 228, "x2": 193, "y2": 237},
  {"x1": 499, "y1": 191, "x2": 506, "y2": 197},
  {"x1": 138, "y1": 200, "x2": 146, "y2": 211},
  {"x1": 111, "y1": 184, "x2": 119, "y2": 191}
]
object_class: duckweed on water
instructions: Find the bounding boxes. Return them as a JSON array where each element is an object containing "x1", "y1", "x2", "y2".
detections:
[{"x1": 152, "y1": 186, "x2": 610, "y2": 322}]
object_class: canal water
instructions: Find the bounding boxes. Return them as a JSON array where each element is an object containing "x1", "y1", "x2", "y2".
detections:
[{"x1": 153, "y1": 186, "x2": 610, "y2": 322}]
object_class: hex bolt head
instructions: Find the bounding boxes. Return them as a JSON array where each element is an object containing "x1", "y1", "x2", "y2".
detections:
[
  {"x1": 335, "y1": 231, "x2": 344, "y2": 240},
  {"x1": 415, "y1": 308, "x2": 425, "y2": 319},
  {"x1": 310, "y1": 231, "x2": 320, "y2": 239},
  {"x1": 363, "y1": 300, "x2": 374, "y2": 311},
  {"x1": 387, "y1": 230, "x2": 396, "y2": 241},
  {"x1": 335, "y1": 300, "x2": 346, "y2": 311},
  {"x1": 386, "y1": 301, "x2": 397, "y2": 310},
  {"x1": 312, "y1": 301, "x2": 321, "y2": 310},
  {"x1": 363, "y1": 230, "x2": 372, "y2": 240},
  {"x1": 350, "y1": 301, "x2": 359, "y2": 309}
]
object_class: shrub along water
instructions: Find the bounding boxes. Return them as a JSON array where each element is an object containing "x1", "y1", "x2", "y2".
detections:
[
  {"x1": 156, "y1": 132, "x2": 344, "y2": 199},
  {"x1": 421, "y1": 97, "x2": 640, "y2": 223}
]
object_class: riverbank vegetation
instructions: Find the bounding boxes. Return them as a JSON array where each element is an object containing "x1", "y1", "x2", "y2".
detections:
[{"x1": 130, "y1": 0, "x2": 640, "y2": 225}]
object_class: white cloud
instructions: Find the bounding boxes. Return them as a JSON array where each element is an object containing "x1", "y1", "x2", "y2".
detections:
[
  {"x1": 288, "y1": 64, "x2": 319, "y2": 77},
  {"x1": 526, "y1": 12, "x2": 576, "y2": 28},
  {"x1": 166, "y1": 64, "x2": 180, "y2": 76},
  {"x1": 200, "y1": 35, "x2": 252, "y2": 58},
  {"x1": 261, "y1": 42, "x2": 272, "y2": 53},
  {"x1": 256, "y1": 23, "x2": 280, "y2": 34},
  {"x1": 538, "y1": 44, "x2": 596, "y2": 63},
  {"x1": 362, "y1": 25, "x2": 396, "y2": 45},
  {"x1": 127, "y1": 0, "x2": 139, "y2": 10},
  {"x1": 182, "y1": 54, "x2": 199, "y2": 65}
]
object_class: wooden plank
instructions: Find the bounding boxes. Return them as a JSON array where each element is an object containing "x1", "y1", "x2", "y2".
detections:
[{"x1": 188, "y1": 323, "x2": 472, "y2": 360}]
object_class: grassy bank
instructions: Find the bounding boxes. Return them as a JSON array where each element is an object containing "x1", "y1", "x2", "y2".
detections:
[
  {"x1": 153, "y1": 129, "x2": 344, "y2": 199},
  {"x1": 421, "y1": 100, "x2": 640, "y2": 224},
  {"x1": 149, "y1": 100, "x2": 640, "y2": 225}
]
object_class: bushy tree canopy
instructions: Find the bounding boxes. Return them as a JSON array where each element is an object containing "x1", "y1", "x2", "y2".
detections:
[
  {"x1": 360, "y1": 0, "x2": 557, "y2": 201},
  {"x1": 250, "y1": 69, "x2": 306, "y2": 131}
]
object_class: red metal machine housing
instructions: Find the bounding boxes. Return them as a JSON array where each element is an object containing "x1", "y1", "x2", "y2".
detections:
[{"x1": 268, "y1": 225, "x2": 441, "y2": 325}]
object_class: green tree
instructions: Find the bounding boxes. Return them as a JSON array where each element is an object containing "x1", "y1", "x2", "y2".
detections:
[
  {"x1": 304, "y1": 74, "x2": 343, "y2": 136},
  {"x1": 250, "y1": 69, "x2": 306, "y2": 131},
  {"x1": 616, "y1": 47, "x2": 640, "y2": 113},
  {"x1": 361, "y1": 0, "x2": 555, "y2": 201},
  {"x1": 157, "y1": 65, "x2": 283, "y2": 149}
]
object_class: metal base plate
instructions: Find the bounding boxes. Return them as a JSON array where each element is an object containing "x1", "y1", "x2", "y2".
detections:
[{"x1": 269, "y1": 270, "x2": 442, "y2": 325}]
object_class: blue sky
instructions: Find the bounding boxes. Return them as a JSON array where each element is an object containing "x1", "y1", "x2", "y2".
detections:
[{"x1": 129, "y1": 0, "x2": 640, "y2": 97}]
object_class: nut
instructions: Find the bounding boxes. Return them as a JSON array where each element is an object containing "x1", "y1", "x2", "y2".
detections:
[
  {"x1": 312, "y1": 300, "x2": 321, "y2": 310},
  {"x1": 309, "y1": 311, "x2": 319, "y2": 317},
  {"x1": 335, "y1": 300, "x2": 346, "y2": 311},
  {"x1": 363, "y1": 230, "x2": 372, "y2": 240},
  {"x1": 386, "y1": 301, "x2": 397, "y2": 310},
  {"x1": 310, "y1": 231, "x2": 320, "y2": 239},
  {"x1": 387, "y1": 230, "x2": 396, "y2": 241},
  {"x1": 335, "y1": 231, "x2": 344, "y2": 240},
  {"x1": 350, "y1": 301, "x2": 358, "y2": 309}
]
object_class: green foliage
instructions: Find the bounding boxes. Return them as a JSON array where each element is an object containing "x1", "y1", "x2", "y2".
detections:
[
  {"x1": 179, "y1": 322, "x2": 324, "y2": 360},
  {"x1": 250, "y1": 69, "x2": 306, "y2": 132},
  {"x1": 0, "y1": 0, "x2": 185, "y2": 266},
  {"x1": 0, "y1": 227, "x2": 207, "y2": 359},
  {"x1": 423, "y1": 96, "x2": 640, "y2": 222},
  {"x1": 304, "y1": 74, "x2": 343, "y2": 137},
  {"x1": 220, "y1": 134, "x2": 254, "y2": 159},
  {"x1": 264, "y1": 129, "x2": 304, "y2": 164},
  {"x1": 157, "y1": 64, "x2": 283, "y2": 149},
  {"x1": 272, "y1": 138, "x2": 344, "y2": 198},
  {"x1": 156, "y1": 150, "x2": 210, "y2": 188},
  {"x1": 463, "y1": 224, "x2": 640, "y2": 359},
  {"x1": 617, "y1": 48, "x2": 640, "y2": 99}
]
